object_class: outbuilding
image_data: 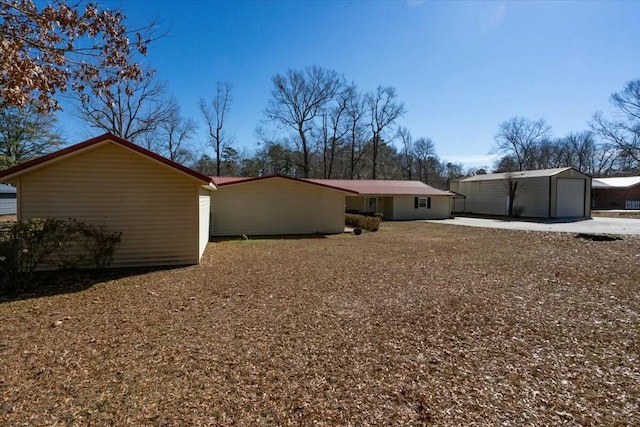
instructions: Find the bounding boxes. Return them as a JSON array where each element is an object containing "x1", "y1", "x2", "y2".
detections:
[
  {"x1": 0, "y1": 133, "x2": 215, "y2": 267},
  {"x1": 0, "y1": 184, "x2": 16, "y2": 215},
  {"x1": 210, "y1": 175, "x2": 355, "y2": 236},
  {"x1": 307, "y1": 179, "x2": 455, "y2": 220},
  {"x1": 592, "y1": 176, "x2": 640, "y2": 210},
  {"x1": 450, "y1": 167, "x2": 591, "y2": 218}
]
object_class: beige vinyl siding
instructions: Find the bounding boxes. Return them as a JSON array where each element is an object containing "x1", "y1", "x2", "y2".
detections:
[
  {"x1": 198, "y1": 187, "x2": 211, "y2": 258},
  {"x1": 392, "y1": 195, "x2": 451, "y2": 220},
  {"x1": 17, "y1": 143, "x2": 200, "y2": 267},
  {"x1": 211, "y1": 178, "x2": 346, "y2": 236}
]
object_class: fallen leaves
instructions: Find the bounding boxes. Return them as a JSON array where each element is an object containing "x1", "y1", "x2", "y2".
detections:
[{"x1": 0, "y1": 222, "x2": 639, "y2": 425}]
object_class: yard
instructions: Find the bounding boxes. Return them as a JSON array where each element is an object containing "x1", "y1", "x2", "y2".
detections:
[{"x1": 1, "y1": 222, "x2": 639, "y2": 425}]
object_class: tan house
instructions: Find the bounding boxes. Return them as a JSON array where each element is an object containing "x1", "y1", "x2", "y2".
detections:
[
  {"x1": 451, "y1": 167, "x2": 591, "y2": 218},
  {"x1": 0, "y1": 133, "x2": 215, "y2": 267},
  {"x1": 307, "y1": 179, "x2": 455, "y2": 220},
  {"x1": 210, "y1": 175, "x2": 355, "y2": 236},
  {"x1": 592, "y1": 177, "x2": 640, "y2": 210}
]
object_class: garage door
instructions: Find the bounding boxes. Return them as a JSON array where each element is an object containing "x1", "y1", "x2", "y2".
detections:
[{"x1": 556, "y1": 178, "x2": 585, "y2": 217}]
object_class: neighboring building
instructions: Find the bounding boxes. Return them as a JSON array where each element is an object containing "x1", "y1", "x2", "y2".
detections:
[
  {"x1": 306, "y1": 179, "x2": 455, "y2": 220},
  {"x1": 0, "y1": 133, "x2": 215, "y2": 267},
  {"x1": 0, "y1": 184, "x2": 17, "y2": 215},
  {"x1": 210, "y1": 175, "x2": 356, "y2": 236},
  {"x1": 592, "y1": 177, "x2": 640, "y2": 210},
  {"x1": 450, "y1": 167, "x2": 591, "y2": 218}
]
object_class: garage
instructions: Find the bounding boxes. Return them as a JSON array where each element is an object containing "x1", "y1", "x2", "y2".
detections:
[
  {"x1": 0, "y1": 134, "x2": 215, "y2": 267},
  {"x1": 557, "y1": 178, "x2": 586, "y2": 217},
  {"x1": 451, "y1": 167, "x2": 591, "y2": 219}
]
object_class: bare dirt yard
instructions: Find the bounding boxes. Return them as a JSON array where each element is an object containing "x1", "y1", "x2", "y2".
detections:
[{"x1": 1, "y1": 222, "x2": 639, "y2": 426}]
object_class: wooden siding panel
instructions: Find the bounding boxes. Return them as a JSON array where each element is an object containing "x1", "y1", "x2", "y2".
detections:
[
  {"x1": 392, "y1": 195, "x2": 451, "y2": 219},
  {"x1": 18, "y1": 143, "x2": 200, "y2": 267},
  {"x1": 211, "y1": 178, "x2": 345, "y2": 236}
]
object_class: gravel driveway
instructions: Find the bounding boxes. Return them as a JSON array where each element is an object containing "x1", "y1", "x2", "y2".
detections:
[{"x1": 426, "y1": 216, "x2": 640, "y2": 235}]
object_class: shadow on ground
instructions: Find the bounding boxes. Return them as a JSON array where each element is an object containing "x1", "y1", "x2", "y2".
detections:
[
  {"x1": 211, "y1": 233, "x2": 330, "y2": 243},
  {"x1": 0, "y1": 265, "x2": 187, "y2": 303}
]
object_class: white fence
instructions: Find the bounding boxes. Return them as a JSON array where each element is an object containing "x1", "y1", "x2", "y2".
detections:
[{"x1": 625, "y1": 200, "x2": 640, "y2": 210}]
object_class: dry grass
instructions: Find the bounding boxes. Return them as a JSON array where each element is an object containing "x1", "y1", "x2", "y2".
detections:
[{"x1": 1, "y1": 222, "x2": 639, "y2": 426}]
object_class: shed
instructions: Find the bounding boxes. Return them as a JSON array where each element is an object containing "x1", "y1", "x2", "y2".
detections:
[
  {"x1": 0, "y1": 184, "x2": 17, "y2": 215},
  {"x1": 0, "y1": 133, "x2": 215, "y2": 267},
  {"x1": 210, "y1": 175, "x2": 355, "y2": 236},
  {"x1": 307, "y1": 179, "x2": 454, "y2": 220},
  {"x1": 592, "y1": 177, "x2": 640, "y2": 210},
  {"x1": 450, "y1": 167, "x2": 591, "y2": 218}
]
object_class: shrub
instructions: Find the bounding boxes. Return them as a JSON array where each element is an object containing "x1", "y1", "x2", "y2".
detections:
[
  {"x1": 345, "y1": 213, "x2": 382, "y2": 232},
  {"x1": 0, "y1": 218, "x2": 122, "y2": 291}
]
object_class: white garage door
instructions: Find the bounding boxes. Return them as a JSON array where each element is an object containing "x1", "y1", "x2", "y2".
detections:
[{"x1": 556, "y1": 178, "x2": 585, "y2": 217}]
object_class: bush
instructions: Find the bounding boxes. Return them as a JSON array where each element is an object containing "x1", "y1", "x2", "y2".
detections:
[
  {"x1": 345, "y1": 213, "x2": 382, "y2": 232},
  {"x1": 0, "y1": 218, "x2": 122, "y2": 291}
]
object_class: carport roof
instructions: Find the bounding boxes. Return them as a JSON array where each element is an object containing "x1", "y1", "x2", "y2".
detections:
[
  {"x1": 455, "y1": 167, "x2": 585, "y2": 182},
  {"x1": 592, "y1": 176, "x2": 640, "y2": 189}
]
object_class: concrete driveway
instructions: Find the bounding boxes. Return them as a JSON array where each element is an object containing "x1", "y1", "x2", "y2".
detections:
[{"x1": 425, "y1": 216, "x2": 640, "y2": 235}]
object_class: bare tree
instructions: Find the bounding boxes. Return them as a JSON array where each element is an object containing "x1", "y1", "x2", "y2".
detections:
[
  {"x1": 265, "y1": 66, "x2": 344, "y2": 177},
  {"x1": 344, "y1": 84, "x2": 367, "y2": 179},
  {"x1": 413, "y1": 137, "x2": 436, "y2": 183},
  {"x1": 74, "y1": 68, "x2": 173, "y2": 143},
  {"x1": 505, "y1": 171, "x2": 519, "y2": 217},
  {"x1": 493, "y1": 117, "x2": 552, "y2": 171},
  {"x1": 396, "y1": 126, "x2": 414, "y2": 180},
  {"x1": 319, "y1": 89, "x2": 350, "y2": 178},
  {"x1": 1, "y1": 0, "x2": 154, "y2": 111},
  {"x1": 591, "y1": 78, "x2": 640, "y2": 165},
  {"x1": 200, "y1": 82, "x2": 233, "y2": 176},
  {"x1": 0, "y1": 102, "x2": 63, "y2": 169},
  {"x1": 366, "y1": 86, "x2": 405, "y2": 179},
  {"x1": 152, "y1": 100, "x2": 197, "y2": 164}
]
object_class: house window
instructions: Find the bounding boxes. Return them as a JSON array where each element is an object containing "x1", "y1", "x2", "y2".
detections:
[
  {"x1": 416, "y1": 197, "x2": 432, "y2": 209},
  {"x1": 415, "y1": 197, "x2": 432, "y2": 209}
]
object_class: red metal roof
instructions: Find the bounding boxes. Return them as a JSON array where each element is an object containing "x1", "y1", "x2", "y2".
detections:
[
  {"x1": 0, "y1": 133, "x2": 214, "y2": 185},
  {"x1": 210, "y1": 176, "x2": 254, "y2": 185},
  {"x1": 305, "y1": 179, "x2": 455, "y2": 196}
]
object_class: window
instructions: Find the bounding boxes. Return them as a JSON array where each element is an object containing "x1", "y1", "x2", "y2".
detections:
[{"x1": 414, "y1": 196, "x2": 432, "y2": 209}]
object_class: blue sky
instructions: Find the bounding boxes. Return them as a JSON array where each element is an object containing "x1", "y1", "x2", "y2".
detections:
[{"x1": 58, "y1": 0, "x2": 640, "y2": 168}]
